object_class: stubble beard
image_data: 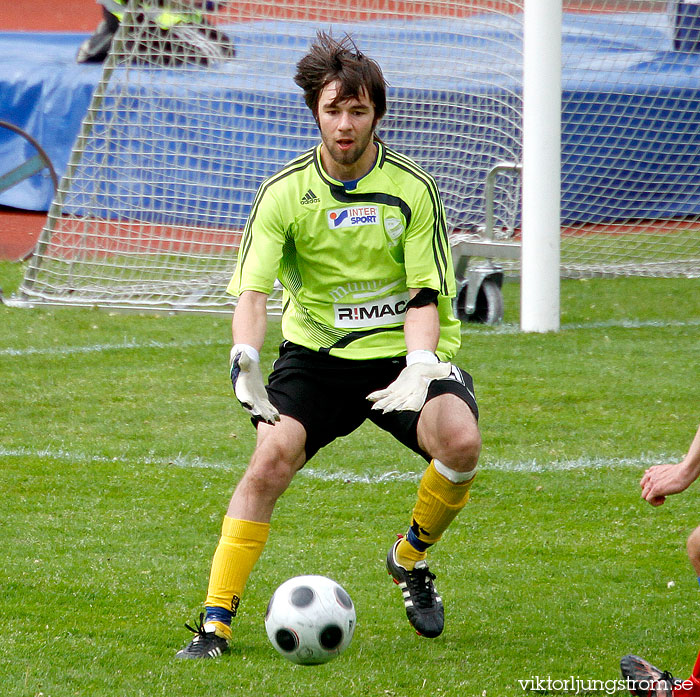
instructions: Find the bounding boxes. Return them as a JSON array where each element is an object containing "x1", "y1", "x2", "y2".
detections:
[{"x1": 323, "y1": 129, "x2": 374, "y2": 169}]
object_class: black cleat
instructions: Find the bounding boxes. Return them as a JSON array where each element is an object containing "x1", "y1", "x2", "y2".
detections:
[
  {"x1": 175, "y1": 613, "x2": 229, "y2": 659},
  {"x1": 620, "y1": 654, "x2": 681, "y2": 696},
  {"x1": 76, "y1": 8, "x2": 120, "y2": 63},
  {"x1": 386, "y1": 538, "x2": 444, "y2": 638}
]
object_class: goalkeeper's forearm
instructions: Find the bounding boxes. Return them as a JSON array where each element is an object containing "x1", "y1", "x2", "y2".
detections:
[
  {"x1": 232, "y1": 290, "x2": 269, "y2": 351},
  {"x1": 403, "y1": 291, "x2": 440, "y2": 355},
  {"x1": 366, "y1": 291, "x2": 447, "y2": 413}
]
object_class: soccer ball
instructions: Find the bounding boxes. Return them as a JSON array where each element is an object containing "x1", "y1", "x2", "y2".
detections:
[{"x1": 264, "y1": 575, "x2": 356, "y2": 665}]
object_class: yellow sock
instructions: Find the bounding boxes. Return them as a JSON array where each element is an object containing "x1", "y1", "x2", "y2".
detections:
[
  {"x1": 205, "y1": 620, "x2": 233, "y2": 641},
  {"x1": 204, "y1": 516, "x2": 269, "y2": 618},
  {"x1": 395, "y1": 460, "x2": 475, "y2": 570},
  {"x1": 395, "y1": 536, "x2": 428, "y2": 569}
]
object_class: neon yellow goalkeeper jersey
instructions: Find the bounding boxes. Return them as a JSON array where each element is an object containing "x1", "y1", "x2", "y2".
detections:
[{"x1": 227, "y1": 142, "x2": 461, "y2": 361}]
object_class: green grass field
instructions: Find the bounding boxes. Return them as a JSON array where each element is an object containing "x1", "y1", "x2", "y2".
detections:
[
  {"x1": 1, "y1": 260, "x2": 699, "y2": 697},
  {"x1": 560, "y1": 229, "x2": 700, "y2": 265}
]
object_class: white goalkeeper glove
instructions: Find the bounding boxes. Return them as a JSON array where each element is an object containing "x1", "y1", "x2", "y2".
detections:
[
  {"x1": 230, "y1": 344, "x2": 280, "y2": 425},
  {"x1": 367, "y1": 350, "x2": 452, "y2": 413}
]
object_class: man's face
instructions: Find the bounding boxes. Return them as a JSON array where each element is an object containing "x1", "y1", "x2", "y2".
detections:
[{"x1": 317, "y1": 81, "x2": 376, "y2": 175}]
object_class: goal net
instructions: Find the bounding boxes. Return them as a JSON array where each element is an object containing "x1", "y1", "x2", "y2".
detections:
[{"x1": 13, "y1": 0, "x2": 700, "y2": 312}]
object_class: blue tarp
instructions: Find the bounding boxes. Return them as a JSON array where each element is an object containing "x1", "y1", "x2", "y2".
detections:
[
  {"x1": 0, "y1": 32, "x2": 99, "y2": 211},
  {"x1": 2, "y1": 13, "x2": 700, "y2": 227}
]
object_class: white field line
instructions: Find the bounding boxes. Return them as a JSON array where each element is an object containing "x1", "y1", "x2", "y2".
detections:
[
  {"x1": 0, "y1": 445, "x2": 678, "y2": 480},
  {"x1": 1, "y1": 318, "x2": 698, "y2": 357},
  {"x1": 463, "y1": 318, "x2": 700, "y2": 335},
  {"x1": 0, "y1": 337, "x2": 229, "y2": 357}
]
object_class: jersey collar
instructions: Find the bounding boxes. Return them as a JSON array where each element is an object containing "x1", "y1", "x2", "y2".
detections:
[{"x1": 313, "y1": 141, "x2": 385, "y2": 190}]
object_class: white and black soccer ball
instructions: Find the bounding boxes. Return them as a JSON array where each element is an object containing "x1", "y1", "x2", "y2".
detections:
[{"x1": 264, "y1": 575, "x2": 356, "y2": 665}]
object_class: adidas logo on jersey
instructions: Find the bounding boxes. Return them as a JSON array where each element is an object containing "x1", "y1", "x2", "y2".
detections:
[{"x1": 300, "y1": 189, "x2": 320, "y2": 205}]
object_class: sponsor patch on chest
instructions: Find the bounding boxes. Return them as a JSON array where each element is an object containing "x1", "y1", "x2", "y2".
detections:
[
  {"x1": 333, "y1": 292, "x2": 409, "y2": 328},
  {"x1": 327, "y1": 205, "x2": 379, "y2": 229}
]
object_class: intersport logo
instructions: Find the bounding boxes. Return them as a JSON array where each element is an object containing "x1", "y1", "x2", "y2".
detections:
[
  {"x1": 333, "y1": 292, "x2": 409, "y2": 328},
  {"x1": 327, "y1": 205, "x2": 379, "y2": 229}
]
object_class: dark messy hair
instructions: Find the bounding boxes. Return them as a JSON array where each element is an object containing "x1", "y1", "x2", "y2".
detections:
[{"x1": 294, "y1": 32, "x2": 387, "y2": 127}]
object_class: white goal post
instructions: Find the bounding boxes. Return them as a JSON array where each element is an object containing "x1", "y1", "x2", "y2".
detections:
[
  {"x1": 521, "y1": 0, "x2": 561, "y2": 332},
  {"x1": 10, "y1": 0, "x2": 700, "y2": 325}
]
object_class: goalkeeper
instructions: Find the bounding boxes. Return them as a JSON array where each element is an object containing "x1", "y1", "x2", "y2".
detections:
[{"x1": 176, "y1": 31, "x2": 482, "y2": 659}]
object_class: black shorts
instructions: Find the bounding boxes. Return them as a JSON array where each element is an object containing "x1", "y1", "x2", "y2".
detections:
[{"x1": 258, "y1": 341, "x2": 479, "y2": 462}]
